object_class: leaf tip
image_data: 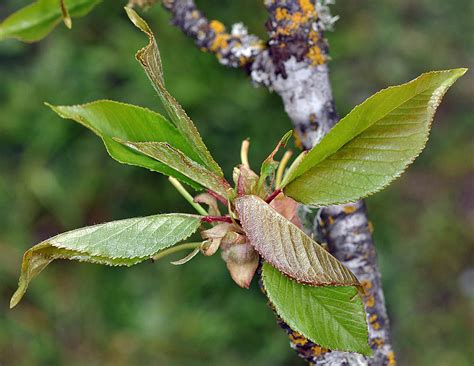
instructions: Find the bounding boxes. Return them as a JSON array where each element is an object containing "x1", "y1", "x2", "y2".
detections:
[
  {"x1": 63, "y1": 17, "x2": 72, "y2": 29},
  {"x1": 9, "y1": 288, "x2": 24, "y2": 309},
  {"x1": 44, "y1": 102, "x2": 62, "y2": 115}
]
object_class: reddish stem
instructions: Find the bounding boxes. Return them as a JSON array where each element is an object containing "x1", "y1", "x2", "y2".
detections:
[
  {"x1": 201, "y1": 215, "x2": 233, "y2": 223},
  {"x1": 265, "y1": 189, "x2": 282, "y2": 204},
  {"x1": 207, "y1": 189, "x2": 228, "y2": 205}
]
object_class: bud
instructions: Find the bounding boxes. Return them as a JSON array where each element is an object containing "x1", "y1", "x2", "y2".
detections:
[
  {"x1": 221, "y1": 233, "x2": 259, "y2": 289},
  {"x1": 232, "y1": 164, "x2": 260, "y2": 196},
  {"x1": 200, "y1": 223, "x2": 238, "y2": 256}
]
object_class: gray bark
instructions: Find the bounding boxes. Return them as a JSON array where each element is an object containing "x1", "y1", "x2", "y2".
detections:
[{"x1": 161, "y1": 1, "x2": 395, "y2": 364}]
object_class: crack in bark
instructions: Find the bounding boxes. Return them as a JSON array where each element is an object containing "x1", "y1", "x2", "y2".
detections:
[{"x1": 162, "y1": 1, "x2": 395, "y2": 365}]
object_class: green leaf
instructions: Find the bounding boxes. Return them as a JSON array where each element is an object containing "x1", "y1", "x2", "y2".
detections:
[
  {"x1": 0, "y1": 0, "x2": 100, "y2": 42},
  {"x1": 257, "y1": 130, "x2": 292, "y2": 194},
  {"x1": 121, "y1": 141, "x2": 231, "y2": 198},
  {"x1": 282, "y1": 69, "x2": 467, "y2": 206},
  {"x1": 47, "y1": 100, "x2": 204, "y2": 189},
  {"x1": 10, "y1": 213, "x2": 202, "y2": 308},
  {"x1": 125, "y1": 7, "x2": 223, "y2": 176},
  {"x1": 235, "y1": 195, "x2": 359, "y2": 287},
  {"x1": 262, "y1": 262, "x2": 371, "y2": 355}
]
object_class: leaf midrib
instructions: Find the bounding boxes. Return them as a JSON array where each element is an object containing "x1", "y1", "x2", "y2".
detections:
[{"x1": 288, "y1": 78, "x2": 437, "y2": 183}]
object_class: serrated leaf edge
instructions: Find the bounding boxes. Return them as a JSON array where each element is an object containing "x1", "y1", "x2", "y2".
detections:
[{"x1": 261, "y1": 263, "x2": 372, "y2": 355}]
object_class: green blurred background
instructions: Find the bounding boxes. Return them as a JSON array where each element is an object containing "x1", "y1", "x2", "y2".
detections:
[{"x1": 0, "y1": 1, "x2": 473, "y2": 365}]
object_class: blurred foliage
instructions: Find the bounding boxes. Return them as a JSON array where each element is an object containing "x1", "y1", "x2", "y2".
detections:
[{"x1": 0, "y1": 0, "x2": 472, "y2": 365}]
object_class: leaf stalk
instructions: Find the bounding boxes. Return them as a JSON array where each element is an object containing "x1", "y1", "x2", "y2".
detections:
[{"x1": 152, "y1": 242, "x2": 203, "y2": 262}]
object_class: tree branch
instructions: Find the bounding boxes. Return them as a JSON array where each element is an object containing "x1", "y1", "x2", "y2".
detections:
[
  {"x1": 161, "y1": 0, "x2": 265, "y2": 68},
  {"x1": 162, "y1": 1, "x2": 395, "y2": 364}
]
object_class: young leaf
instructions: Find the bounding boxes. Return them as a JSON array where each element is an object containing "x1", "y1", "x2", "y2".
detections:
[
  {"x1": 0, "y1": 0, "x2": 100, "y2": 42},
  {"x1": 10, "y1": 213, "x2": 202, "y2": 308},
  {"x1": 47, "y1": 100, "x2": 204, "y2": 189},
  {"x1": 262, "y1": 263, "x2": 371, "y2": 355},
  {"x1": 235, "y1": 195, "x2": 359, "y2": 287},
  {"x1": 121, "y1": 141, "x2": 231, "y2": 198},
  {"x1": 257, "y1": 130, "x2": 292, "y2": 194},
  {"x1": 125, "y1": 7, "x2": 223, "y2": 177},
  {"x1": 282, "y1": 69, "x2": 467, "y2": 206}
]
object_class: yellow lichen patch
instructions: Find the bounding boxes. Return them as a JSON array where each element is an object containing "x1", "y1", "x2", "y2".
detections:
[
  {"x1": 191, "y1": 10, "x2": 199, "y2": 19},
  {"x1": 310, "y1": 344, "x2": 329, "y2": 355},
  {"x1": 365, "y1": 295, "x2": 375, "y2": 307},
  {"x1": 327, "y1": 216, "x2": 335, "y2": 225},
  {"x1": 306, "y1": 45, "x2": 325, "y2": 65},
  {"x1": 209, "y1": 19, "x2": 225, "y2": 33},
  {"x1": 367, "y1": 220, "x2": 374, "y2": 233},
  {"x1": 361, "y1": 279, "x2": 373, "y2": 291},
  {"x1": 387, "y1": 351, "x2": 397, "y2": 366},
  {"x1": 275, "y1": 7, "x2": 289, "y2": 21},
  {"x1": 293, "y1": 130, "x2": 303, "y2": 149},
  {"x1": 342, "y1": 205, "x2": 357, "y2": 214},
  {"x1": 273, "y1": 7, "x2": 314, "y2": 36},
  {"x1": 289, "y1": 331, "x2": 308, "y2": 346},
  {"x1": 298, "y1": 0, "x2": 315, "y2": 16},
  {"x1": 369, "y1": 317, "x2": 381, "y2": 330},
  {"x1": 372, "y1": 337, "x2": 385, "y2": 348},
  {"x1": 308, "y1": 29, "x2": 319, "y2": 43}
]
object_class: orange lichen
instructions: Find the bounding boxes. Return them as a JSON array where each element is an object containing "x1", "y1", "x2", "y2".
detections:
[
  {"x1": 367, "y1": 221, "x2": 374, "y2": 233},
  {"x1": 387, "y1": 351, "x2": 397, "y2": 365},
  {"x1": 273, "y1": 5, "x2": 326, "y2": 65},
  {"x1": 369, "y1": 316, "x2": 381, "y2": 330},
  {"x1": 209, "y1": 19, "x2": 225, "y2": 33},
  {"x1": 361, "y1": 279, "x2": 373, "y2": 290},
  {"x1": 275, "y1": 7, "x2": 289, "y2": 21},
  {"x1": 209, "y1": 20, "x2": 231, "y2": 53},
  {"x1": 327, "y1": 216, "x2": 335, "y2": 225},
  {"x1": 293, "y1": 130, "x2": 303, "y2": 149},
  {"x1": 299, "y1": 0, "x2": 315, "y2": 15},
  {"x1": 366, "y1": 295, "x2": 375, "y2": 307},
  {"x1": 310, "y1": 344, "x2": 329, "y2": 355},
  {"x1": 343, "y1": 205, "x2": 357, "y2": 214},
  {"x1": 289, "y1": 331, "x2": 308, "y2": 346},
  {"x1": 308, "y1": 29, "x2": 319, "y2": 43},
  {"x1": 274, "y1": 7, "x2": 312, "y2": 36},
  {"x1": 372, "y1": 337, "x2": 385, "y2": 348}
]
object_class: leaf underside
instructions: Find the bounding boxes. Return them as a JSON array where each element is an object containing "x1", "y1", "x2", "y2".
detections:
[
  {"x1": 235, "y1": 195, "x2": 359, "y2": 288},
  {"x1": 125, "y1": 7, "x2": 223, "y2": 176},
  {"x1": 0, "y1": 0, "x2": 101, "y2": 42},
  {"x1": 11, "y1": 214, "x2": 201, "y2": 308},
  {"x1": 47, "y1": 100, "x2": 203, "y2": 189},
  {"x1": 283, "y1": 69, "x2": 467, "y2": 207},
  {"x1": 262, "y1": 262, "x2": 371, "y2": 355},
  {"x1": 122, "y1": 141, "x2": 231, "y2": 197}
]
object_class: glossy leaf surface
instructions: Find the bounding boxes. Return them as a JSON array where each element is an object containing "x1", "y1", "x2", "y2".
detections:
[
  {"x1": 262, "y1": 263, "x2": 370, "y2": 355},
  {"x1": 11, "y1": 214, "x2": 201, "y2": 308},
  {"x1": 283, "y1": 69, "x2": 467, "y2": 206},
  {"x1": 0, "y1": 0, "x2": 100, "y2": 42},
  {"x1": 48, "y1": 100, "x2": 203, "y2": 189}
]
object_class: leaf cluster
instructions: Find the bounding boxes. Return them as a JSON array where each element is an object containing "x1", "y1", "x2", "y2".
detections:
[{"x1": 3, "y1": 5, "x2": 466, "y2": 356}]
